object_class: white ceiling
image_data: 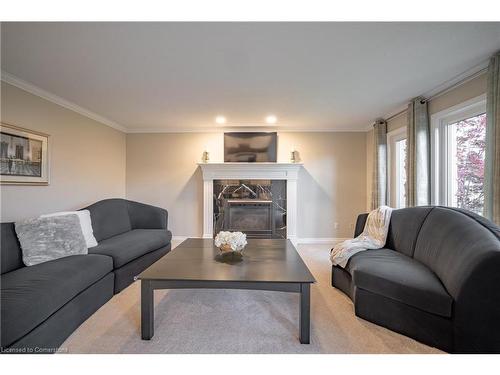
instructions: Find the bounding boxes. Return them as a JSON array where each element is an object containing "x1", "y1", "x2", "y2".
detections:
[{"x1": 2, "y1": 22, "x2": 500, "y2": 132}]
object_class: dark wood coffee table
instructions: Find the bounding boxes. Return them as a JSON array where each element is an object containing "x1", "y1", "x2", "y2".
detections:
[{"x1": 137, "y1": 238, "x2": 316, "y2": 344}]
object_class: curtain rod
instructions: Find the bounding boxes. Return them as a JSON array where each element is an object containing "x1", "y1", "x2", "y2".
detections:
[
  {"x1": 384, "y1": 62, "x2": 489, "y2": 123},
  {"x1": 427, "y1": 66, "x2": 488, "y2": 101},
  {"x1": 385, "y1": 108, "x2": 407, "y2": 122}
]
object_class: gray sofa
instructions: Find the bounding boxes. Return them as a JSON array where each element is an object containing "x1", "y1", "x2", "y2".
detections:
[
  {"x1": 332, "y1": 206, "x2": 500, "y2": 353},
  {"x1": 1, "y1": 199, "x2": 172, "y2": 352}
]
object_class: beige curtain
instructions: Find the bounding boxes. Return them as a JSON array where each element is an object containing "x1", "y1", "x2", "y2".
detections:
[
  {"x1": 406, "y1": 97, "x2": 430, "y2": 207},
  {"x1": 371, "y1": 119, "x2": 387, "y2": 210},
  {"x1": 485, "y1": 52, "x2": 500, "y2": 224}
]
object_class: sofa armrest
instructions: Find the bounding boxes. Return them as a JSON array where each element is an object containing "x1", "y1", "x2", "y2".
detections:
[
  {"x1": 127, "y1": 200, "x2": 168, "y2": 230},
  {"x1": 354, "y1": 213, "x2": 368, "y2": 237},
  {"x1": 453, "y1": 252, "x2": 500, "y2": 353}
]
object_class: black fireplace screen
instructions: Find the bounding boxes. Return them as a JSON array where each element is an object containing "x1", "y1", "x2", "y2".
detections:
[{"x1": 213, "y1": 179, "x2": 286, "y2": 239}]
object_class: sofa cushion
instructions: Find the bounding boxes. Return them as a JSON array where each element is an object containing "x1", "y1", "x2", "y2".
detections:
[
  {"x1": 127, "y1": 200, "x2": 168, "y2": 230},
  {"x1": 413, "y1": 207, "x2": 500, "y2": 300},
  {"x1": 347, "y1": 249, "x2": 453, "y2": 318},
  {"x1": 89, "y1": 229, "x2": 172, "y2": 268},
  {"x1": 84, "y1": 199, "x2": 132, "y2": 242},
  {"x1": 0, "y1": 254, "x2": 112, "y2": 348},
  {"x1": 1, "y1": 223, "x2": 24, "y2": 274},
  {"x1": 384, "y1": 207, "x2": 434, "y2": 257}
]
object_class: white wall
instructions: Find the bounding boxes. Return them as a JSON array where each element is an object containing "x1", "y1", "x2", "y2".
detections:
[
  {"x1": 0, "y1": 82, "x2": 126, "y2": 221},
  {"x1": 126, "y1": 132, "x2": 367, "y2": 239}
]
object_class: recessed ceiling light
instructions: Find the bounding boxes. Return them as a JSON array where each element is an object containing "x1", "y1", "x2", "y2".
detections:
[
  {"x1": 265, "y1": 115, "x2": 278, "y2": 124},
  {"x1": 215, "y1": 116, "x2": 226, "y2": 124}
]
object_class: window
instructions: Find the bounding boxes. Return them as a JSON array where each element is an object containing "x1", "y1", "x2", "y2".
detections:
[
  {"x1": 431, "y1": 95, "x2": 487, "y2": 215},
  {"x1": 387, "y1": 127, "x2": 407, "y2": 208}
]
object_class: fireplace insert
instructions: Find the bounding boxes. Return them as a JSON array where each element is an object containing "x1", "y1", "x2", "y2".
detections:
[{"x1": 213, "y1": 179, "x2": 286, "y2": 239}]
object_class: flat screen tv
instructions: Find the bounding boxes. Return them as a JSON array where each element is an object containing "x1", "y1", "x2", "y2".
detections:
[{"x1": 224, "y1": 132, "x2": 277, "y2": 162}]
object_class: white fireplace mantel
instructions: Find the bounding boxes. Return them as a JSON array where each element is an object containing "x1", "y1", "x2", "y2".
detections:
[{"x1": 198, "y1": 162, "x2": 303, "y2": 242}]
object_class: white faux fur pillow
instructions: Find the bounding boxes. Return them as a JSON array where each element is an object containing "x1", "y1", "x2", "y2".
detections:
[
  {"x1": 41, "y1": 210, "x2": 98, "y2": 248},
  {"x1": 16, "y1": 215, "x2": 88, "y2": 266}
]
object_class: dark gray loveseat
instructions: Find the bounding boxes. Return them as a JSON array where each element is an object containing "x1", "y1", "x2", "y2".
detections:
[
  {"x1": 1, "y1": 198, "x2": 172, "y2": 352},
  {"x1": 332, "y1": 206, "x2": 500, "y2": 353}
]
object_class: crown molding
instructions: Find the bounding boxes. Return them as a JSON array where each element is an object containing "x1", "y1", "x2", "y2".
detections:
[
  {"x1": 1, "y1": 71, "x2": 127, "y2": 133},
  {"x1": 126, "y1": 126, "x2": 369, "y2": 133},
  {"x1": 2, "y1": 57, "x2": 490, "y2": 136},
  {"x1": 0, "y1": 72, "x2": 368, "y2": 134}
]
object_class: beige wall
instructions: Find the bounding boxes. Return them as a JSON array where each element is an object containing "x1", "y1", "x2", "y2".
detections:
[
  {"x1": 2, "y1": 70, "x2": 486, "y2": 237},
  {"x1": 384, "y1": 73, "x2": 487, "y2": 135},
  {"x1": 387, "y1": 111, "x2": 407, "y2": 133},
  {"x1": 365, "y1": 73, "x2": 488, "y2": 209},
  {"x1": 126, "y1": 132, "x2": 367, "y2": 239},
  {"x1": 3, "y1": 71, "x2": 485, "y2": 233},
  {"x1": 1, "y1": 82, "x2": 126, "y2": 221},
  {"x1": 428, "y1": 73, "x2": 487, "y2": 115},
  {"x1": 1, "y1": 82, "x2": 366, "y2": 239},
  {"x1": 280, "y1": 132, "x2": 367, "y2": 238}
]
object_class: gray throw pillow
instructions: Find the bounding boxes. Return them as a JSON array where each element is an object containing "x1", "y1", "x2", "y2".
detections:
[{"x1": 15, "y1": 214, "x2": 88, "y2": 266}]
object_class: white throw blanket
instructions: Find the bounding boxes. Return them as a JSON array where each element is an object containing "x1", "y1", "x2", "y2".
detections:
[{"x1": 330, "y1": 206, "x2": 393, "y2": 268}]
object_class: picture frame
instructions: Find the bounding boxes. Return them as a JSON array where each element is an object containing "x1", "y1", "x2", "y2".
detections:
[{"x1": 0, "y1": 123, "x2": 50, "y2": 185}]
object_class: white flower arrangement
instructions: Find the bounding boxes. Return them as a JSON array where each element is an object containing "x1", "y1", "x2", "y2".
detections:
[{"x1": 214, "y1": 231, "x2": 247, "y2": 252}]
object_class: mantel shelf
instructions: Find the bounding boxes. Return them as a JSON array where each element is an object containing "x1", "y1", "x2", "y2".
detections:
[{"x1": 198, "y1": 162, "x2": 303, "y2": 181}]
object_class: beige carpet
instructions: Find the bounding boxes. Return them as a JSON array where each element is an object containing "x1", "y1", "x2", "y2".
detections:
[{"x1": 59, "y1": 242, "x2": 442, "y2": 354}]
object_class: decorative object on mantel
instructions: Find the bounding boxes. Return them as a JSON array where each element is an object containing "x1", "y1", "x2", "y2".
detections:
[
  {"x1": 0, "y1": 123, "x2": 49, "y2": 185},
  {"x1": 215, "y1": 231, "x2": 247, "y2": 253},
  {"x1": 202, "y1": 150, "x2": 210, "y2": 163},
  {"x1": 290, "y1": 149, "x2": 300, "y2": 163}
]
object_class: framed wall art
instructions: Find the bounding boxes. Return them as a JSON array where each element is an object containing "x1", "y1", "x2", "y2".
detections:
[{"x1": 0, "y1": 123, "x2": 50, "y2": 185}]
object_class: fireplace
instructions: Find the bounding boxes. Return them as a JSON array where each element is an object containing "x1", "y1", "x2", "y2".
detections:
[
  {"x1": 213, "y1": 180, "x2": 286, "y2": 239},
  {"x1": 198, "y1": 162, "x2": 301, "y2": 243}
]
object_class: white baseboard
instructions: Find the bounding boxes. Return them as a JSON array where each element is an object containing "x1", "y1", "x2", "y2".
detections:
[
  {"x1": 296, "y1": 237, "x2": 350, "y2": 245},
  {"x1": 172, "y1": 236, "x2": 350, "y2": 245},
  {"x1": 171, "y1": 236, "x2": 193, "y2": 243}
]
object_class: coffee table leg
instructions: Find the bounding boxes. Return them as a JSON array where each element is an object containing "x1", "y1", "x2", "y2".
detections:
[
  {"x1": 300, "y1": 283, "x2": 310, "y2": 344},
  {"x1": 141, "y1": 280, "x2": 154, "y2": 340}
]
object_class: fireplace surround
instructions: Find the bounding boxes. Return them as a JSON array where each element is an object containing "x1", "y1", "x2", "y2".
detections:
[{"x1": 198, "y1": 163, "x2": 302, "y2": 243}]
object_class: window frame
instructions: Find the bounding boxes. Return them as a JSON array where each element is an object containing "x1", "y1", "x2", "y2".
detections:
[
  {"x1": 430, "y1": 94, "x2": 487, "y2": 208},
  {"x1": 387, "y1": 126, "x2": 407, "y2": 208}
]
